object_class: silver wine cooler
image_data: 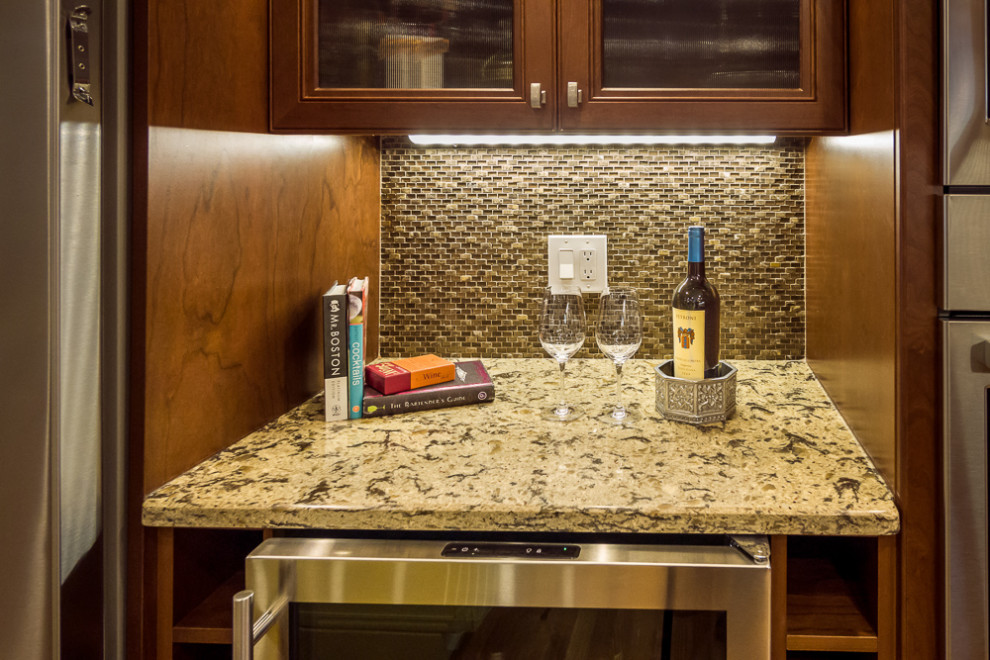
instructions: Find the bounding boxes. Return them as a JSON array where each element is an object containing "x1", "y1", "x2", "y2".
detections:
[{"x1": 232, "y1": 535, "x2": 771, "y2": 660}]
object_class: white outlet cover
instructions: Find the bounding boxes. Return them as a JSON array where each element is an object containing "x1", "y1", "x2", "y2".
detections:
[{"x1": 548, "y1": 234, "x2": 608, "y2": 293}]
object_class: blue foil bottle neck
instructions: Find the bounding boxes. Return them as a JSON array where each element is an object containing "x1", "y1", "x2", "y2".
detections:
[{"x1": 688, "y1": 226, "x2": 705, "y2": 263}]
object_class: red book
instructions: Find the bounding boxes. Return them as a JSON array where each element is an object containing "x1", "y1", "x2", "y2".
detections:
[
  {"x1": 365, "y1": 354, "x2": 456, "y2": 395},
  {"x1": 363, "y1": 361, "x2": 494, "y2": 418}
]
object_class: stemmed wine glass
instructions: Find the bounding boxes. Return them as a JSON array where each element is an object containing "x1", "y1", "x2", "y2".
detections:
[
  {"x1": 539, "y1": 285, "x2": 586, "y2": 421},
  {"x1": 595, "y1": 287, "x2": 643, "y2": 424}
]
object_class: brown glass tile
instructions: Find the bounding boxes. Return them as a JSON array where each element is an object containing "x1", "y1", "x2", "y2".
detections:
[{"x1": 380, "y1": 137, "x2": 806, "y2": 360}]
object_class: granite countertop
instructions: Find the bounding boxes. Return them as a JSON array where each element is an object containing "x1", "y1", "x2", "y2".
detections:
[{"x1": 142, "y1": 359, "x2": 900, "y2": 536}]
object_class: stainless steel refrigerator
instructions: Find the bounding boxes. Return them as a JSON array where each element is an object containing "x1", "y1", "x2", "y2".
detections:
[
  {"x1": 0, "y1": 1, "x2": 127, "y2": 657},
  {"x1": 943, "y1": 0, "x2": 990, "y2": 658}
]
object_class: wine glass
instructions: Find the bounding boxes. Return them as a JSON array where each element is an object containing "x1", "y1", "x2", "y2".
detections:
[
  {"x1": 595, "y1": 287, "x2": 643, "y2": 424},
  {"x1": 539, "y1": 285, "x2": 586, "y2": 421}
]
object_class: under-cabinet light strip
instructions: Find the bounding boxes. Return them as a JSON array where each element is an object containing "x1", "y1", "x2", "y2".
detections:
[{"x1": 407, "y1": 134, "x2": 777, "y2": 146}]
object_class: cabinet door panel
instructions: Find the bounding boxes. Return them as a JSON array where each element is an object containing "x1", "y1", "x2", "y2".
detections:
[
  {"x1": 317, "y1": 0, "x2": 515, "y2": 90},
  {"x1": 271, "y1": 0, "x2": 555, "y2": 132},
  {"x1": 559, "y1": 0, "x2": 846, "y2": 133},
  {"x1": 601, "y1": 0, "x2": 801, "y2": 90}
]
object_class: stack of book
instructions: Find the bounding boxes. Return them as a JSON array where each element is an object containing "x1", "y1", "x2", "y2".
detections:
[
  {"x1": 323, "y1": 279, "x2": 495, "y2": 420},
  {"x1": 362, "y1": 357, "x2": 494, "y2": 418}
]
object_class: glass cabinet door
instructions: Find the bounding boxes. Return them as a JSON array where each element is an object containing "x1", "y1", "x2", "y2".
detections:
[
  {"x1": 601, "y1": 0, "x2": 801, "y2": 90},
  {"x1": 317, "y1": 0, "x2": 515, "y2": 90},
  {"x1": 558, "y1": 0, "x2": 845, "y2": 133},
  {"x1": 271, "y1": 0, "x2": 555, "y2": 132}
]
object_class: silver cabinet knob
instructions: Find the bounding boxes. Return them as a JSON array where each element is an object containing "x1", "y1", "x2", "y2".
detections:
[
  {"x1": 529, "y1": 82, "x2": 547, "y2": 109},
  {"x1": 567, "y1": 82, "x2": 583, "y2": 108}
]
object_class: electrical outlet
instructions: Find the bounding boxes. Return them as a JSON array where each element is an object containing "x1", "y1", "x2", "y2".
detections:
[
  {"x1": 580, "y1": 248, "x2": 597, "y2": 281},
  {"x1": 548, "y1": 235, "x2": 607, "y2": 293}
]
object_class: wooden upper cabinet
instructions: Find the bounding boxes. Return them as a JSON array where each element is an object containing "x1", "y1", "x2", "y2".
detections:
[
  {"x1": 270, "y1": 0, "x2": 556, "y2": 132},
  {"x1": 270, "y1": 0, "x2": 846, "y2": 134},
  {"x1": 559, "y1": 0, "x2": 846, "y2": 133}
]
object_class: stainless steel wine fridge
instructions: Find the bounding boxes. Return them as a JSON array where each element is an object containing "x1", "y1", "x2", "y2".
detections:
[{"x1": 232, "y1": 534, "x2": 771, "y2": 660}]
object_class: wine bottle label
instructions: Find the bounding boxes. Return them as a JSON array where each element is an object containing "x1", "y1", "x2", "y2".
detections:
[{"x1": 673, "y1": 308, "x2": 706, "y2": 380}]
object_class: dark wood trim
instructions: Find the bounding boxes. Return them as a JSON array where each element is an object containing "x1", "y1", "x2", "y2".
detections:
[
  {"x1": 127, "y1": 0, "x2": 151, "y2": 656},
  {"x1": 771, "y1": 536, "x2": 788, "y2": 660},
  {"x1": 155, "y1": 529, "x2": 174, "y2": 660},
  {"x1": 877, "y1": 535, "x2": 897, "y2": 660},
  {"x1": 894, "y1": 0, "x2": 941, "y2": 657}
]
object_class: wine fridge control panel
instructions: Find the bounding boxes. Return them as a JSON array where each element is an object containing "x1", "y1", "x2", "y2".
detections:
[{"x1": 441, "y1": 542, "x2": 581, "y2": 559}]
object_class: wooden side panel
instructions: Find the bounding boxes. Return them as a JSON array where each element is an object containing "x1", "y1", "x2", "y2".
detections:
[
  {"x1": 131, "y1": 2, "x2": 381, "y2": 657},
  {"x1": 139, "y1": 0, "x2": 380, "y2": 493},
  {"x1": 808, "y1": 1, "x2": 941, "y2": 658},
  {"x1": 143, "y1": 128, "x2": 379, "y2": 489},
  {"x1": 806, "y1": 0, "x2": 897, "y2": 484},
  {"x1": 894, "y1": 0, "x2": 941, "y2": 656}
]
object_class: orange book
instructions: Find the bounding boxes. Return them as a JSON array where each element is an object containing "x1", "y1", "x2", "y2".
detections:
[{"x1": 365, "y1": 355, "x2": 455, "y2": 395}]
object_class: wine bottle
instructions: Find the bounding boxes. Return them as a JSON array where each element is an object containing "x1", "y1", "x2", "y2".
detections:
[{"x1": 671, "y1": 226, "x2": 720, "y2": 380}]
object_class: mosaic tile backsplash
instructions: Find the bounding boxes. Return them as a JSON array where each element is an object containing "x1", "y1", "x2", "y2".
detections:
[{"x1": 379, "y1": 137, "x2": 805, "y2": 360}]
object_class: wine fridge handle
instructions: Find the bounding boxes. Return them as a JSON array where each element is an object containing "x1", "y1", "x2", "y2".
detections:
[{"x1": 233, "y1": 589, "x2": 287, "y2": 660}]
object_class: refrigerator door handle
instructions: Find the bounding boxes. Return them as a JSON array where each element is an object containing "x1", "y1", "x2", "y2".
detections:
[{"x1": 68, "y1": 6, "x2": 94, "y2": 106}]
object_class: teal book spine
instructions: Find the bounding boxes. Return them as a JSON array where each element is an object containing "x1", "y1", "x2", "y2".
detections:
[
  {"x1": 348, "y1": 323, "x2": 364, "y2": 419},
  {"x1": 346, "y1": 276, "x2": 369, "y2": 419}
]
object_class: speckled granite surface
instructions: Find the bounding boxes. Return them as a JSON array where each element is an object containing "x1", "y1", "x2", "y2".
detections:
[{"x1": 142, "y1": 359, "x2": 899, "y2": 535}]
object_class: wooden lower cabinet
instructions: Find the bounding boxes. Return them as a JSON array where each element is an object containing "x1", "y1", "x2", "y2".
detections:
[
  {"x1": 772, "y1": 536, "x2": 897, "y2": 660},
  {"x1": 154, "y1": 530, "x2": 896, "y2": 660},
  {"x1": 156, "y1": 528, "x2": 264, "y2": 659}
]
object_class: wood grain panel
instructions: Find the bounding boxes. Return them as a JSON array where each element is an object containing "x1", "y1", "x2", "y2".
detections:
[
  {"x1": 148, "y1": 0, "x2": 269, "y2": 132},
  {"x1": 132, "y1": 4, "x2": 382, "y2": 657},
  {"x1": 808, "y1": 1, "x2": 941, "y2": 658},
  {"x1": 806, "y1": 0, "x2": 897, "y2": 484},
  {"x1": 143, "y1": 128, "x2": 379, "y2": 489},
  {"x1": 894, "y1": 0, "x2": 941, "y2": 657}
]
